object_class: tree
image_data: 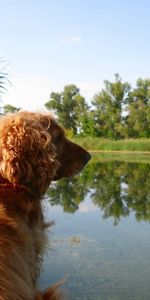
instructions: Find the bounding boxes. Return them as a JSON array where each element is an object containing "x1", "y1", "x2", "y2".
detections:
[
  {"x1": 126, "y1": 78, "x2": 150, "y2": 137},
  {"x1": 45, "y1": 84, "x2": 88, "y2": 134},
  {"x1": 80, "y1": 110, "x2": 98, "y2": 136},
  {"x1": 92, "y1": 74, "x2": 131, "y2": 139},
  {"x1": 130, "y1": 78, "x2": 150, "y2": 105},
  {"x1": 74, "y1": 93, "x2": 89, "y2": 131}
]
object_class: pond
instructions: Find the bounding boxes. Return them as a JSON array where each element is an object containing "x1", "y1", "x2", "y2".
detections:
[{"x1": 39, "y1": 153, "x2": 150, "y2": 300}]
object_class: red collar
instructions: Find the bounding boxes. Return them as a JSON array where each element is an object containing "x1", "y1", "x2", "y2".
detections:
[
  {"x1": 0, "y1": 176, "x2": 33, "y2": 195},
  {"x1": 0, "y1": 176, "x2": 9, "y2": 184}
]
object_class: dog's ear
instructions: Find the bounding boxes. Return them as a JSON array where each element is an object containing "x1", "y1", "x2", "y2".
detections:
[{"x1": 0, "y1": 113, "x2": 59, "y2": 195}]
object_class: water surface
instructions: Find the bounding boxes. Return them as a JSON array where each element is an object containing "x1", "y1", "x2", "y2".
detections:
[{"x1": 39, "y1": 153, "x2": 150, "y2": 300}]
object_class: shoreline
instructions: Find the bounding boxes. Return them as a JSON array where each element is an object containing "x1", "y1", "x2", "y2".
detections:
[{"x1": 88, "y1": 150, "x2": 150, "y2": 154}]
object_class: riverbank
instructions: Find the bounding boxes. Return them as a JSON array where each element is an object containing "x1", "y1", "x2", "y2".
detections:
[{"x1": 71, "y1": 137, "x2": 150, "y2": 152}]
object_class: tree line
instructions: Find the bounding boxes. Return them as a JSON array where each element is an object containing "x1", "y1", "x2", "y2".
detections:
[
  {"x1": 46, "y1": 74, "x2": 150, "y2": 139},
  {"x1": 2, "y1": 73, "x2": 150, "y2": 139}
]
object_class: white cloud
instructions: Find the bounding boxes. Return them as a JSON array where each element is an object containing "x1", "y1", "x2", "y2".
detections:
[
  {"x1": 59, "y1": 35, "x2": 82, "y2": 45},
  {"x1": 79, "y1": 202, "x2": 98, "y2": 213},
  {"x1": 69, "y1": 35, "x2": 82, "y2": 43}
]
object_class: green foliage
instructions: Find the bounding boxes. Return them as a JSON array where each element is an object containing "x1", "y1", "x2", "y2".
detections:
[
  {"x1": 92, "y1": 74, "x2": 131, "y2": 139},
  {"x1": 126, "y1": 78, "x2": 150, "y2": 138},
  {"x1": 80, "y1": 111, "x2": 98, "y2": 136},
  {"x1": 71, "y1": 137, "x2": 150, "y2": 152},
  {"x1": 64, "y1": 128, "x2": 74, "y2": 139},
  {"x1": 3, "y1": 104, "x2": 20, "y2": 113},
  {"x1": 45, "y1": 84, "x2": 88, "y2": 134},
  {"x1": 48, "y1": 75, "x2": 150, "y2": 139},
  {"x1": 44, "y1": 74, "x2": 150, "y2": 139},
  {"x1": 131, "y1": 78, "x2": 150, "y2": 105}
]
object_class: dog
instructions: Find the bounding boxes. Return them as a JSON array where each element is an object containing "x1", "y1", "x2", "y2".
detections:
[{"x1": 0, "y1": 111, "x2": 91, "y2": 300}]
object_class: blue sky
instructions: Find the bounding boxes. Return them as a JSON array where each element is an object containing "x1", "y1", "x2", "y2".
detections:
[{"x1": 1, "y1": 0, "x2": 150, "y2": 110}]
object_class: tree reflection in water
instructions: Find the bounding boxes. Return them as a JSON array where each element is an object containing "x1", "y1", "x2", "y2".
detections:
[{"x1": 46, "y1": 155, "x2": 150, "y2": 224}]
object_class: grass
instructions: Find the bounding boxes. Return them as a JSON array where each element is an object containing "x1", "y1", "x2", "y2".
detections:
[
  {"x1": 71, "y1": 137, "x2": 150, "y2": 152},
  {"x1": 90, "y1": 152, "x2": 150, "y2": 164}
]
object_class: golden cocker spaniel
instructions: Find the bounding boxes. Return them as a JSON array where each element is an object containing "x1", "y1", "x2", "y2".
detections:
[{"x1": 0, "y1": 111, "x2": 91, "y2": 300}]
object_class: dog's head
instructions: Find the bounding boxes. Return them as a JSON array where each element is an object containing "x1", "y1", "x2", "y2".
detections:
[{"x1": 0, "y1": 111, "x2": 91, "y2": 196}]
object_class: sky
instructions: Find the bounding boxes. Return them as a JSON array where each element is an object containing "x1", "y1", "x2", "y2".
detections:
[{"x1": 1, "y1": 0, "x2": 150, "y2": 110}]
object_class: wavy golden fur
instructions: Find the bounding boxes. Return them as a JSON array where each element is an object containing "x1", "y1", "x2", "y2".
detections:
[{"x1": 0, "y1": 111, "x2": 91, "y2": 300}]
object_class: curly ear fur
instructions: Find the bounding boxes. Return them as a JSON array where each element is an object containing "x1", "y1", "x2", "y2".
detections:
[{"x1": 0, "y1": 112, "x2": 60, "y2": 196}]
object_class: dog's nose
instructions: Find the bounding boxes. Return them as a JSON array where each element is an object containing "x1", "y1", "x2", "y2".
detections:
[{"x1": 84, "y1": 152, "x2": 91, "y2": 164}]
